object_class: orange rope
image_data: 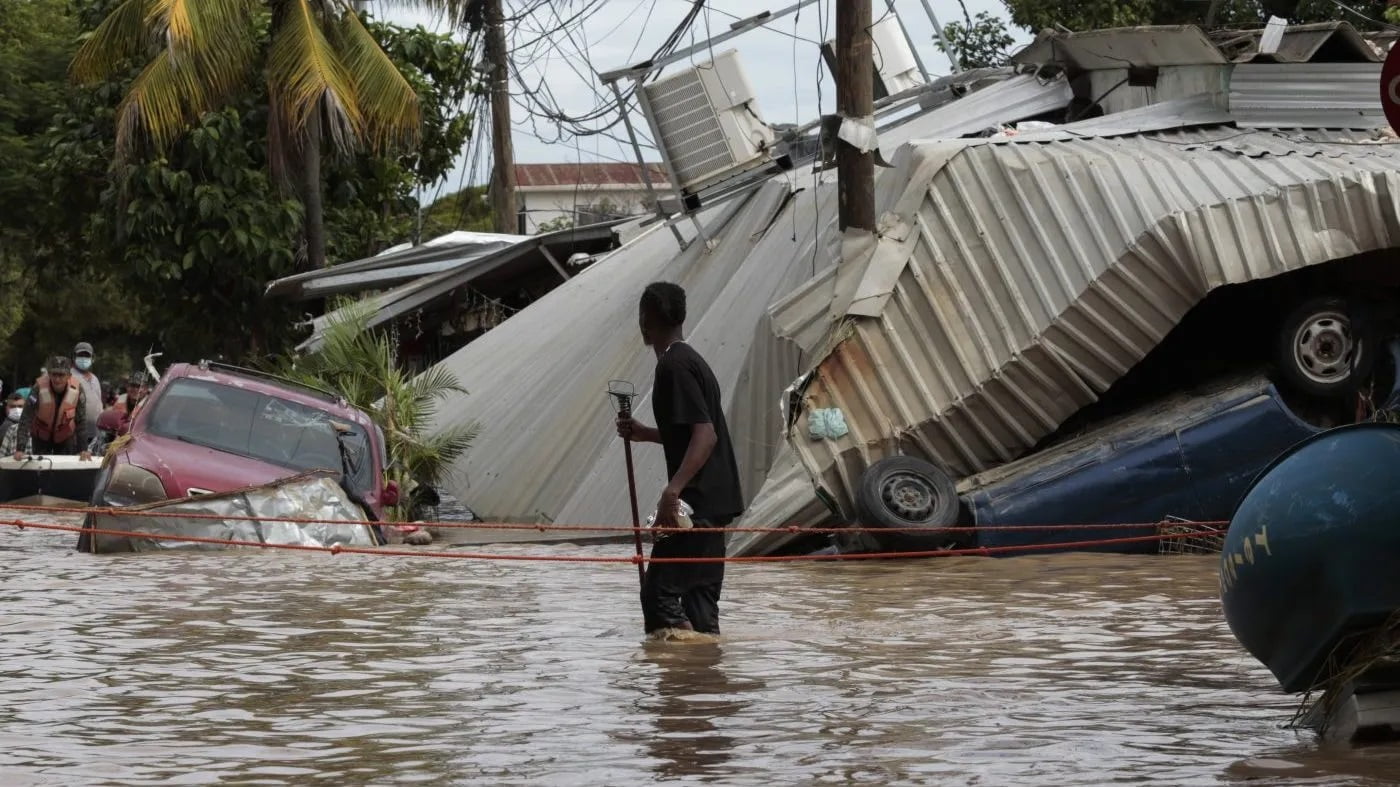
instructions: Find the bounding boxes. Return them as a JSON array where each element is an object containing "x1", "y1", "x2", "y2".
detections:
[
  {"x1": 0, "y1": 517, "x2": 1226, "y2": 563},
  {"x1": 0, "y1": 501, "x2": 1224, "y2": 535}
]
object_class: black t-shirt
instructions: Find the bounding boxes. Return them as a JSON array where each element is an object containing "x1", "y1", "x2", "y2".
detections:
[{"x1": 651, "y1": 341, "x2": 744, "y2": 520}]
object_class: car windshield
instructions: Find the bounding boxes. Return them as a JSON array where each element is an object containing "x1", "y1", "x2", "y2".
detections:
[{"x1": 146, "y1": 378, "x2": 375, "y2": 491}]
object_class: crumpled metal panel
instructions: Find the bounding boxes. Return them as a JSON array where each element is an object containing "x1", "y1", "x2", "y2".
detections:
[
  {"x1": 788, "y1": 126, "x2": 1400, "y2": 521},
  {"x1": 726, "y1": 444, "x2": 839, "y2": 557},
  {"x1": 896, "y1": 73, "x2": 1073, "y2": 143},
  {"x1": 1229, "y1": 63, "x2": 1385, "y2": 128},
  {"x1": 88, "y1": 474, "x2": 378, "y2": 553},
  {"x1": 419, "y1": 73, "x2": 1076, "y2": 533}
]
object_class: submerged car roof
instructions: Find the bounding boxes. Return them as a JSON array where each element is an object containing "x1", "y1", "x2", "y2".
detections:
[{"x1": 158, "y1": 362, "x2": 377, "y2": 428}]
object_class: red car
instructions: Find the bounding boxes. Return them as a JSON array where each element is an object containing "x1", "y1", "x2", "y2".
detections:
[{"x1": 88, "y1": 361, "x2": 394, "y2": 521}]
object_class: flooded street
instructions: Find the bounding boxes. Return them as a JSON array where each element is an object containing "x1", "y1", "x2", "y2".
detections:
[{"x1": 3, "y1": 523, "x2": 1399, "y2": 785}]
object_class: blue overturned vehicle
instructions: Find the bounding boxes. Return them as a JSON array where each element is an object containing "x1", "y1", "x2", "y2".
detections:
[{"x1": 808, "y1": 336, "x2": 1400, "y2": 558}]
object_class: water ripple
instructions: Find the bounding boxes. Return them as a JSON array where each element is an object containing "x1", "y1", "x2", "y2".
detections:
[{"x1": 1, "y1": 527, "x2": 1397, "y2": 784}]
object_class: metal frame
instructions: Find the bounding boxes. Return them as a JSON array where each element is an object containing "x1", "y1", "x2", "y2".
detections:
[
  {"x1": 597, "y1": 0, "x2": 954, "y2": 249},
  {"x1": 195, "y1": 360, "x2": 344, "y2": 404},
  {"x1": 599, "y1": 1, "x2": 823, "y2": 85}
]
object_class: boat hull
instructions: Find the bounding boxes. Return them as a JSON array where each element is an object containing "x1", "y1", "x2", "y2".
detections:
[
  {"x1": 0, "y1": 456, "x2": 101, "y2": 505},
  {"x1": 1221, "y1": 422, "x2": 1400, "y2": 694}
]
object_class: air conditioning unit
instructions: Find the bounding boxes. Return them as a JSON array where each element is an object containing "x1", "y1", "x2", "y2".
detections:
[
  {"x1": 870, "y1": 13, "x2": 924, "y2": 94},
  {"x1": 641, "y1": 49, "x2": 776, "y2": 195},
  {"x1": 820, "y1": 13, "x2": 926, "y2": 99}
]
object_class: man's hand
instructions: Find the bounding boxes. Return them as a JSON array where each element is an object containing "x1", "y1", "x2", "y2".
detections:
[
  {"x1": 616, "y1": 417, "x2": 658, "y2": 443},
  {"x1": 11, "y1": 450, "x2": 23, "y2": 462},
  {"x1": 79, "y1": 451, "x2": 93, "y2": 462},
  {"x1": 654, "y1": 485, "x2": 682, "y2": 528}
]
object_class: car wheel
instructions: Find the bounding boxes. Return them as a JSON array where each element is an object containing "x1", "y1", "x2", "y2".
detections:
[
  {"x1": 855, "y1": 456, "x2": 961, "y2": 552},
  {"x1": 1276, "y1": 296, "x2": 1373, "y2": 400}
]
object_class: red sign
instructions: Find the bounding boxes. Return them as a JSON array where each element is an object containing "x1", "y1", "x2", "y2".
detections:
[{"x1": 1383, "y1": 41, "x2": 1400, "y2": 134}]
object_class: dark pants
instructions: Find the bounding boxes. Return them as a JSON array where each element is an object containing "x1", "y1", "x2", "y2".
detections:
[
  {"x1": 32, "y1": 437, "x2": 78, "y2": 455},
  {"x1": 640, "y1": 517, "x2": 730, "y2": 635}
]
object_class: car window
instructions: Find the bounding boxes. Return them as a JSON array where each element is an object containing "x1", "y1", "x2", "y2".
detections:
[{"x1": 147, "y1": 378, "x2": 375, "y2": 491}]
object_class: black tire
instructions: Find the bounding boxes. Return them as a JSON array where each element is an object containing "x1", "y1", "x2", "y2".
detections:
[
  {"x1": 854, "y1": 456, "x2": 961, "y2": 552},
  {"x1": 1275, "y1": 296, "x2": 1373, "y2": 400}
]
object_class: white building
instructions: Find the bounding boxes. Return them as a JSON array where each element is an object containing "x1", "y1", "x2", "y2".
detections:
[{"x1": 514, "y1": 162, "x2": 665, "y2": 234}]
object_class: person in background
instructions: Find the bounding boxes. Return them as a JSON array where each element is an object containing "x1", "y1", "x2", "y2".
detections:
[
  {"x1": 13, "y1": 356, "x2": 93, "y2": 461},
  {"x1": 116, "y1": 372, "x2": 149, "y2": 431},
  {"x1": 0, "y1": 392, "x2": 25, "y2": 457},
  {"x1": 72, "y1": 341, "x2": 103, "y2": 431}
]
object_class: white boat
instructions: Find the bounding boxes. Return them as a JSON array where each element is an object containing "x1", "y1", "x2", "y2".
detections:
[{"x1": 0, "y1": 454, "x2": 102, "y2": 506}]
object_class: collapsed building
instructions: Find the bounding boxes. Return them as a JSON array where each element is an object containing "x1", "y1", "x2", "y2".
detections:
[{"x1": 266, "y1": 20, "x2": 1400, "y2": 554}]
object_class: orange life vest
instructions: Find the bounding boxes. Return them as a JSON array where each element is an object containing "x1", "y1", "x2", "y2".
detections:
[{"x1": 33, "y1": 376, "x2": 81, "y2": 445}]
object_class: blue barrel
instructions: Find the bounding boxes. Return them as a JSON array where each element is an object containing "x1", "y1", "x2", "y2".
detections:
[{"x1": 1221, "y1": 422, "x2": 1400, "y2": 694}]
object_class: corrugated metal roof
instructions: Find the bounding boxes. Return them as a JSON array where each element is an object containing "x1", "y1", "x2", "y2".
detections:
[
  {"x1": 514, "y1": 162, "x2": 667, "y2": 188},
  {"x1": 1213, "y1": 22, "x2": 1379, "y2": 63},
  {"x1": 1229, "y1": 62, "x2": 1385, "y2": 128},
  {"x1": 1009, "y1": 93, "x2": 1233, "y2": 140},
  {"x1": 293, "y1": 220, "x2": 626, "y2": 352},
  {"x1": 897, "y1": 73, "x2": 1073, "y2": 143},
  {"x1": 783, "y1": 126, "x2": 1400, "y2": 521},
  {"x1": 266, "y1": 232, "x2": 524, "y2": 300},
  {"x1": 1011, "y1": 26, "x2": 1228, "y2": 71},
  {"x1": 417, "y1": 71, "x2": 1079, "y2": 534}
]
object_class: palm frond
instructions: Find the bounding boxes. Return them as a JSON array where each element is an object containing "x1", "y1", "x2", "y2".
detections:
[
  {"x1": 146, "y1": 0, "x2": 196, "y2": 50},
  {"x1": 147, "y1": 0, "x2": 257, "y2": 98},
  {"x1": 114, "y1": 48, "x2": 208, "y2": 158},
  {"x1": 71, "y1": 0, "x2": 153, "y2": 84},
  {"x1": 267, "y1": 0, "x2": 362, "y2": 153},
  {"x1": 334, "y1": 9, "x2": 421, "y2": 152}
]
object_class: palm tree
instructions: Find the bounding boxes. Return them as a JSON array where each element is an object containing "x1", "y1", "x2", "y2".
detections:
[
  {"x1": 273, "y1": 301, "x2": 478, "y2": 521},
  {"x1": 70, "y1": 0, "x2": 433, "y2": 269}
]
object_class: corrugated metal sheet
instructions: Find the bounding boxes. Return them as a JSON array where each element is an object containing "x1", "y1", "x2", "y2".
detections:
[
  {"x1": 897, "y1": 73, "x2": 1073, "y2": 143},
  {"x1": 515, "y1": 162, "x2": 666, "y2": 188},
  {"x1": 426, "y1": 182, "x2": 818, "y2": 528},
  {"x1": 1087, "y1": 65, "x2": 1229, "y2": 116},
  {"x1": 1229, "y1": 63, "x2": 1385, "y2": 128},
  {"x1": 419, "y1": 71, "x2": 1077, "y2": 537},
  {"x1": 266, "y1": 232, "x2": 523, "y2": 299},
  {"x1": 785, "y1": 126, "x2": 1400, "y2": 521},
  {"x1": 1218, "y1": 22, "x2": 1379, "y2": 63},
  {"x1": 291, "y1": 221, "x2": 626, "y2": 352},
  {"x1": 1011, "y1": 26, "x2": 1228, "y2": 71}
]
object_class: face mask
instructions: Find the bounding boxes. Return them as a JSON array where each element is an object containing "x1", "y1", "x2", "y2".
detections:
[
  {"x1": 7, "y1": 408, "x2": 21, "y2": 422},
  {"x1": 75, "y1": 357, "x2": 92, "y2": 372}
]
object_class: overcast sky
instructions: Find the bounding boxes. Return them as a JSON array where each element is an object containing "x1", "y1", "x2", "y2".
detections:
[{"x1": 368, "y1": 0, "x2": 1033, "y2": 195}]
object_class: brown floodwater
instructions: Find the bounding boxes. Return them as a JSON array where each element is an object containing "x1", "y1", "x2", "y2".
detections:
[{"x1": 3, "y1": 520, "x2": 1399, "y2": 786}]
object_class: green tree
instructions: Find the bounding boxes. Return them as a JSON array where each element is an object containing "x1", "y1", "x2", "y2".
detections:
[
  {"x1": 0, "y1": 0, "x2": 78, "y2": 354},
  {"x1": 420, "y1": 185, "x2": 494, "y2": 240},
  {"x1": 6, "y1": 4, "x2": 476, "y2": 379},
  {"x1": 1002, "y1": 0, "x2": 1392, "y2": 32},
  {"x1": 941, "y1": 11, "x2": 1017, "y2": 69},
  {"x1": 69, "y1": 0, "x2": 430, "y2": 271},
  {"x1": 272, "y1": 301, "x2": 478, "y2": 521},
  {"x1": 535, "y1": 215, "x2": 575, "y2": 234}
]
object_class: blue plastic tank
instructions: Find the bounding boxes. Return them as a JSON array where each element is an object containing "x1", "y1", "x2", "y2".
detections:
[{"x1": 1221, "y1": 422, "x2": 1400, "y2": 694}]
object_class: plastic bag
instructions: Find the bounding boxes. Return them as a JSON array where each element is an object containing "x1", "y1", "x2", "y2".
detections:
[{"x1": 645, "y1": 499, "x2": 695, "y2": 541}]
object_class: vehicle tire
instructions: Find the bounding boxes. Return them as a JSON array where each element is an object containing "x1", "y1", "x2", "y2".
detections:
[
  {"x1": 854, "y1": 456, "x2": 961, "y2": 552},
  {"x1": 1275, "y1": 296, "x2": 1373, "y2": 400}
]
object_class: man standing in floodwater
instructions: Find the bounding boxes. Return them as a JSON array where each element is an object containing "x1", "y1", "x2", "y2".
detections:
[{"x1": 616, "y1": 282, "x2": 744, "y2": 640}]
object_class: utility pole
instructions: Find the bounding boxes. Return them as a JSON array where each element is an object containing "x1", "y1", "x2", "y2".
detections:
[
  {"x1": 835, "y1": 0, "x2": 875, "y2": 232},
  {"x1": 485, "y1": 0, "x2": 518, "y2": 234}
]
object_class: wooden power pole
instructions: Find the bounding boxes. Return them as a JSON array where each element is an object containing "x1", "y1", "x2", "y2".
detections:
[
  {"x1": 485, "y1": 0, "x2": 518, "y2": 234},
  {"x1": 835, "y1": 0, "x2": 876, "y2": 232}
]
